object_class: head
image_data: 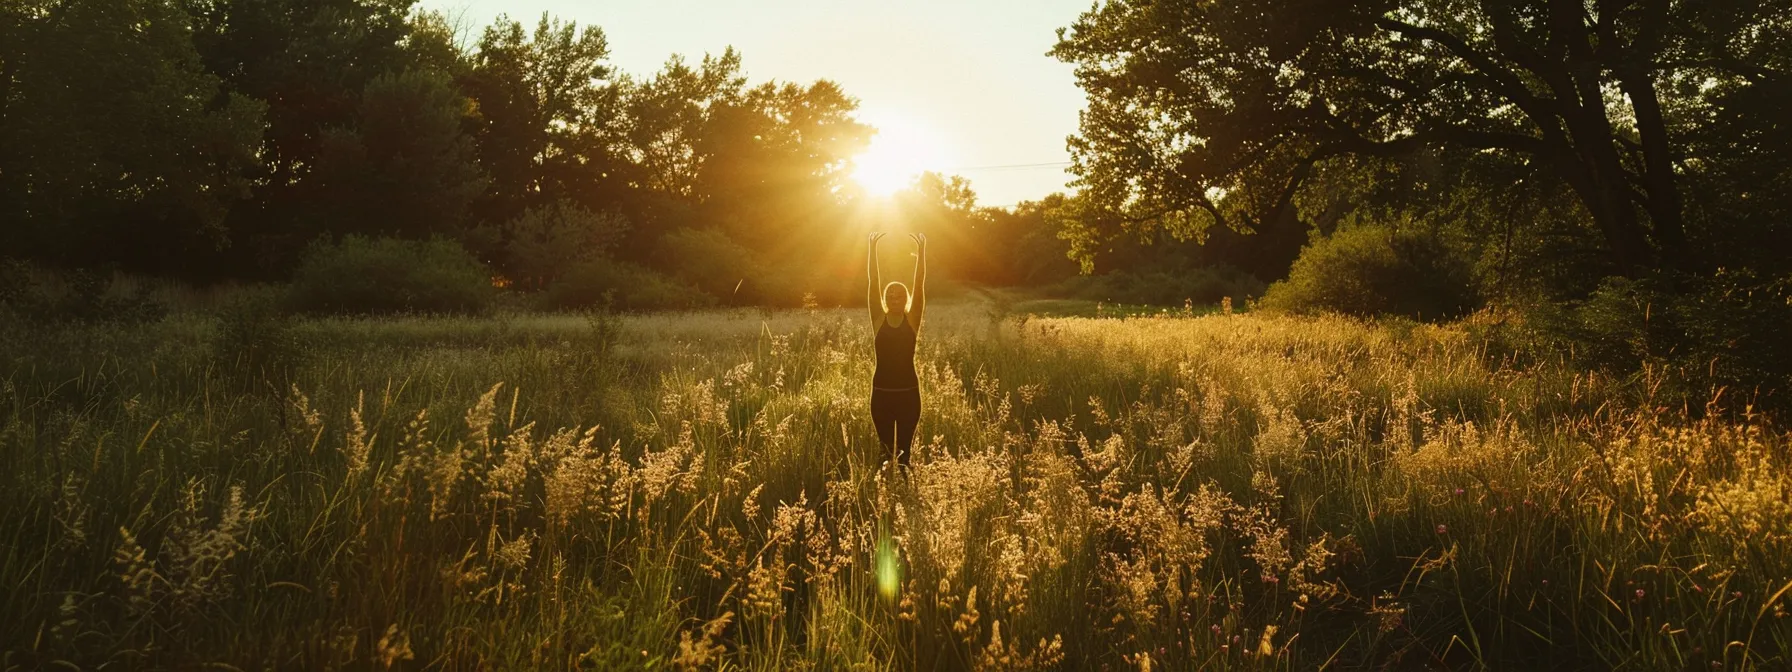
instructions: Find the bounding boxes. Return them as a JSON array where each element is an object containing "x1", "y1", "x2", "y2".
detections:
[{"x1": 883, "y1": 281, "x2": 911, "y2": 314}]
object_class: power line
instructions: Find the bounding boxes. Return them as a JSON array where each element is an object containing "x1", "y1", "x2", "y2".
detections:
[{"x1": 945, "y1": 161, "x2": 1073, "y2": 172}]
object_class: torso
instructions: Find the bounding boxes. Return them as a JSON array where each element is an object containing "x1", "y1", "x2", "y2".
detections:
[{"x1": 873, "y1": 319, "x2": 919, "y2": 391}]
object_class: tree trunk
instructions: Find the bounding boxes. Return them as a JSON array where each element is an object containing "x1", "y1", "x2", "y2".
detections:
[
  {"x1": 1615, "y1": 0, "x2": 1689, "y2": 270},
  {"x1": 1553, "y1": 145, "x2": 1654, "y2": 276},
  {"x1": 1620, "y1": 69, "x2": 1688, "y2": 262},
  {"x1": 1550, "y1": 0, "x2": 1657, "y2": 275}
]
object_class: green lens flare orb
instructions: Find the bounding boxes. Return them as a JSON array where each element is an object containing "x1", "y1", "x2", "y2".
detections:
[{"x1": 875, "y1": 532, "x2": 901, "y2": 601}]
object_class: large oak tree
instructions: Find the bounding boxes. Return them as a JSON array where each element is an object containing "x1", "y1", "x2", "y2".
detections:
[{"x1": 1052, "y1": 0, "x2": 1792, "y2": 276}]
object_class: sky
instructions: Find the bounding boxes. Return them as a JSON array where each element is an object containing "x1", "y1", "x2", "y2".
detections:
[{"x1": 421, "y1": 0, "x2": 1093, "y2": 207}]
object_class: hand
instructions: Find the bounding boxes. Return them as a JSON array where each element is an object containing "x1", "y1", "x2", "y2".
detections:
[
  {"x1": 909, "y1": 233, "x2": 927, "y2": 252},
  {"x1": 869, "y1": 232, "x2": 885, "y2": 247}
]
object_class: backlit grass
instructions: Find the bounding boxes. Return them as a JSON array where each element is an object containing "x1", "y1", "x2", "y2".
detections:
[{"x1": 1, "y1": 304, "x2": 1787, "y2": 670}]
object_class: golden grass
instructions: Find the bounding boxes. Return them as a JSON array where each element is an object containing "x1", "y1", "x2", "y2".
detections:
[{"x1": 0, "y1": 304, "x2": 1787, "y2": 670}]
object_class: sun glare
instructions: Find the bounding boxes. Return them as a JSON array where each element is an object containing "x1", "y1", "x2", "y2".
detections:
[{"x1": 850, "y1": 112, "x2": 949, "y2": 197}]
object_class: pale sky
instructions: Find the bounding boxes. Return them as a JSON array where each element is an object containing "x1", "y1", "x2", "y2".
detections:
[{"x1": 423, "y1": 0, "x2": 1091, "y2": 207}]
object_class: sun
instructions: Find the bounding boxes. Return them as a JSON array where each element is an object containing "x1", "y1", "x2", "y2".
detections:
[{"x1": 850, "y1": 111, "x2": 949, "y2": 197}]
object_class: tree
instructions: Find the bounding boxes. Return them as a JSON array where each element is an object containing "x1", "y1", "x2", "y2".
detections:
[
  {"x1": 185, "y1": 0, "x2": 417, "y2": 185},
  {"x1": 309, "y1": 70, "x2": 488, "y2": 239},
  {"x1": 1051, "y1": 0, "x2": 1792, "y2": 277},
  {"x1": 503, "y1": 200, "x2": 629, "y2": 289},
  {"x1": 462, "y1": 13, "x2": 624, "y2": 229},
  {"x1": 183, "y1": 0, "x2": 426, "y2": 272},
  {"x1": 621, "y1": 51, "x2": 746, "y2": 201},
  {"x1": 404, "y1": 9, "x2": 474, "y2": 78},
  {"x1": 610, "y1": 51, "x2": 871, "y2": 300},
  {"x1": 0, "y1": 0, "x2": 265, "y2": 271},
  {"x1": 695, "y1": 77, "x2": 870, "y2": 251},
  {"x1": 987, "y1": 197, "x2": 1082, "y2": 286}
]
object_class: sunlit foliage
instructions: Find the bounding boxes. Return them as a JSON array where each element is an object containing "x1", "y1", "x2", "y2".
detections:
[{"x1": 1, "y1": 304, "x2": 1786, "y2": 668}]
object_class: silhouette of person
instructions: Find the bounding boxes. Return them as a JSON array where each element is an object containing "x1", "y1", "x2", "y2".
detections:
[{"x1": 867, "y1": 232, "x2": 926, "y2": 470}]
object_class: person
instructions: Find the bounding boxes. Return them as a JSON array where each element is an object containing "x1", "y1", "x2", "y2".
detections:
[{"x1": 867, "y1": 232, "x2": 926, "y2": 470}]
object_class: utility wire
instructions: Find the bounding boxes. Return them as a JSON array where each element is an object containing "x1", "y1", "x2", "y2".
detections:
[{"x1": 945, "y1": 161, "x2": 1073, "y2": 172}]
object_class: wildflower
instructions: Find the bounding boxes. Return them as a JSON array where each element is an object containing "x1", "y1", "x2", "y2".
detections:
[
  {"x1": 485, "y1": 422, "x2": 535, "y2": 504},
  {"x1": 1211, "y1": 624, "x2": 1222, "y2": 635},
  {"x1": 953, "y1": 586, "x2": 981, "y2": 638},
  {"x1": 285, "y1": 385, "x2": 324, "y2": 442},
  {"x1": 44, "y1": 592, "x2": 86, "y2": 646},
  {"x1": 377, "y1": 624, "x2": 414, "y2": 669},
  {"x1": 672, "y1": 611, "x2": 733, "y2": 671},
  {"x1": 745, "y1": 556, "x2": 787, "y2": 621},
  {"x1": 1454, "y1": 488, "x2": 1464, "y2": 496},
  {"x1": 343, "y1": 391, "x2": 372, "y2": 480},
  {"x1": 114, "y1": 527, "x2": 156, "y2": 616},
  {"x1": 495, "y1": 534, "x2": 533, "y2": 572},
  {"x1": 1635, "y1": 589, "x2": 1646, "y2": 600},
  {"x1": 742, "y1": 484, "x2": 763, "y2": 522},
  {"x1": 1436, "y1": 524, "x2": 1448, "y2": 534}
]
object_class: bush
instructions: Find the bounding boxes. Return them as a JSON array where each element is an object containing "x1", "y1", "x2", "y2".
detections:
[
  {"x1": 289, "y1": 236, "x2": 494, "y2": 314},
  {"x1": 1262, "y1": 225, "x2": 1479, "y2": 321},
  {"x1": 213, "y1": 286, "x2": 303, "y2": 392},
  {"x1": 504, "y1": 200, "x2": 629, "y2": 289},
  {"x1": 542, "y1": 259, "x2": 713, "y2": 312},
  {"x1": 656, "y1": 227, "x2": 779, "y2": 303},
  {"x1": 0, "y1": 260, "x2": 167, "y2": 323},
  {"x1": 1049, "y1": 265, "x2": 1265, "y2": 307},
  {"x1": 1523, "y1": 270, "x2": 1792, "y2": 415}
]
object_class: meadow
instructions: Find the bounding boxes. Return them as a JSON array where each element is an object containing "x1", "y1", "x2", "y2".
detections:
[{"x1": 1, "y1": 302, "x2": 1788, "y2": 670}]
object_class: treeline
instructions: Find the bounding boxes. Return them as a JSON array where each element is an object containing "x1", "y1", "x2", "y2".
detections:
[
  {"x1": 1050, "y1": 0, "x2": 1792, "y2": 412},
  {"x1": 0, "y1": 0, "x2": 1120, "y2": 309}
]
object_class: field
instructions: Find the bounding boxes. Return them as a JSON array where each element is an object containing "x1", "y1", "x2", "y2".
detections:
[{"x1": 2, "y1": 302, "x2": 1788, "y2": 670}]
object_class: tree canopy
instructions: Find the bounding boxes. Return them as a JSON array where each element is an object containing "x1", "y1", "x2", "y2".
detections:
[
  {"x1": 1051, "y1": 0, "x2": 1792, "y2": 280},
  {"x1": 0, "y1": 0, "x2": 1046, "y2": 306}
]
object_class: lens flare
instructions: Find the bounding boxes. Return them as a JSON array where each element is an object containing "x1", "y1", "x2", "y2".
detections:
[{"x1": 875, "y1": 528, "x2": 902, "y2": 601}]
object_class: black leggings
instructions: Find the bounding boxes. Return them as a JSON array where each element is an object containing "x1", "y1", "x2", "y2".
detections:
[{"x1": 870, "y1": 387, "x2": 921, "y2": 467}]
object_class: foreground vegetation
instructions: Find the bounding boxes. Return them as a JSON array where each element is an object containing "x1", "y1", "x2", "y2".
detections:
[{"x1": 2, "y1": 303, "x2": 1788, "y2": 670}]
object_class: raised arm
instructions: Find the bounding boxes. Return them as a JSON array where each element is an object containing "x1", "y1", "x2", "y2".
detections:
[
  {"x1": 908, "y1": 233, "x2": 927, "y2": 330},
  {"x1": 867, "y1": 232, "x2": 885, "y2": 329}
]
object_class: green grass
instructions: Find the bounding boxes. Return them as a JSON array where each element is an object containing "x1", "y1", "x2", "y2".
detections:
[
  {"x1": 1, "y1": 303, "x2": 1787, "y2": 670},
  {"x1": 1010, "y1": 298, "x2": 1236, "y2": 319}
]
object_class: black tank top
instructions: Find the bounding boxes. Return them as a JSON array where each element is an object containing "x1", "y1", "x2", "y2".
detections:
[{"x1": 873, "y1": 319, "x2": 919, "y2": 391}]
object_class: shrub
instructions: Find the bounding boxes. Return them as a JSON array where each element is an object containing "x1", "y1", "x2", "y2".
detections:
[
  {"x1": 1262, "y1": 224, "x2": 1479, "y2": 321},
  {"x1": 1522, "y1": 270, "x2": 1792, "y2": 415},
  {"x1": 0, "y1": 260, "x2": 167, "y2": 323},
  {"x1": 213, "y1": 286, "x2": 303, "y2": 392},
  {"x1": 504, "y1": 200, "x2": 629, "y2": 289},
  {"x1": 1049, "y1": 265, "x2": 1265, "y2": 307},
  {"x1": 542, "y1": 259, "x2": 713, "y2": 312},
  {"x1": 656, "y1": 227, "x2": 772, "y2": 302},
  {"x1": 289, "y1": 236, "x2": 493, "y2": 314}
]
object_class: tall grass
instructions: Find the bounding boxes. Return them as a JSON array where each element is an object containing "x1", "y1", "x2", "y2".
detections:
[{"x1": 1, "y1": 304, "x2": 1786, "y2": 669}]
